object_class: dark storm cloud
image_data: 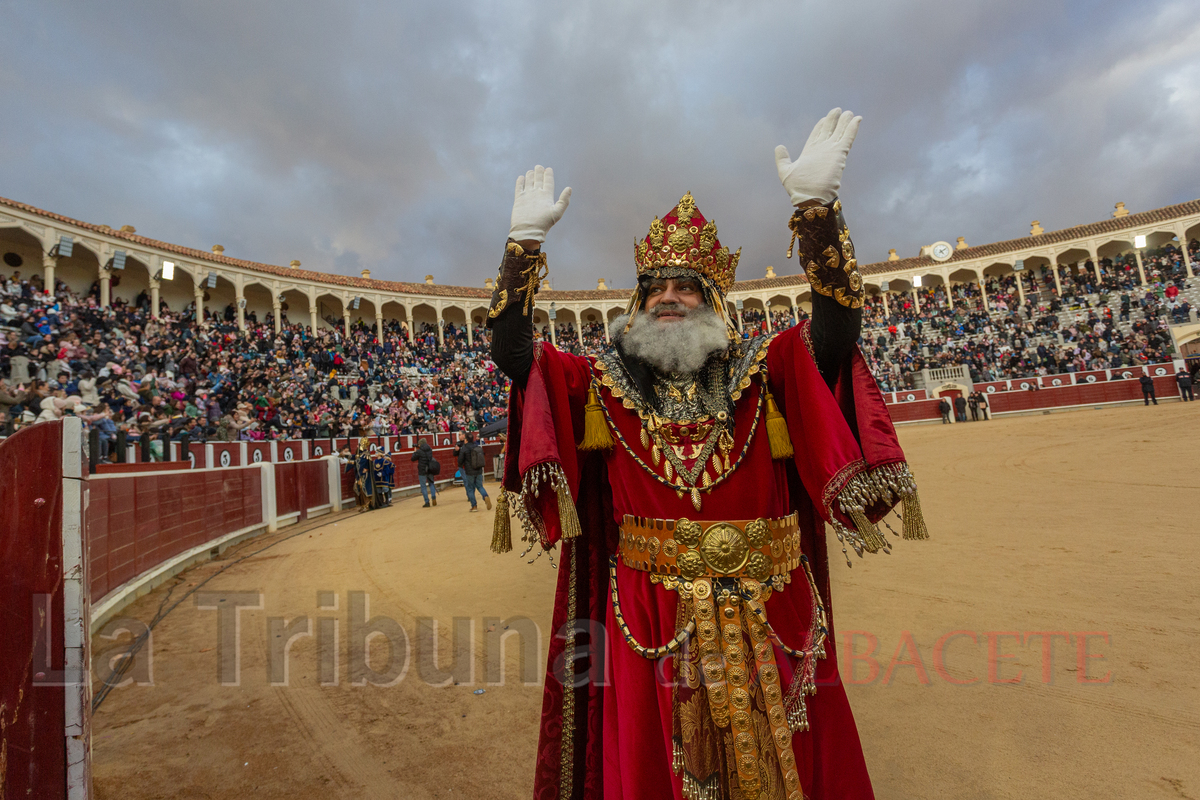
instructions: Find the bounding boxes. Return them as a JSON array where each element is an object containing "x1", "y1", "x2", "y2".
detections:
[{"x1": 2, "y1": 1, "x2": 1197, "y2": 290}]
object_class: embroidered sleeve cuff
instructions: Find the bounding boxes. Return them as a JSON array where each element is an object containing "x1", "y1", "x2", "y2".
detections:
[
  {"x1": 787, "y1": 198, "x2": 864, "y2": 309},
  {"x1": 486, "y1": 239, "x2": 547, "y2": 327}
]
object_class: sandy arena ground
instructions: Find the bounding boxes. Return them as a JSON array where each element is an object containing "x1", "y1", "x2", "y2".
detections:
[{"x1": 91, "y1": 401, "x2": 1200, "y2": 799}]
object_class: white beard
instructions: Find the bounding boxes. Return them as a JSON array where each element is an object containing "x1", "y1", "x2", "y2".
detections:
[{"x1": 610, "y1": 303, "x2": 731, "y2": 375}]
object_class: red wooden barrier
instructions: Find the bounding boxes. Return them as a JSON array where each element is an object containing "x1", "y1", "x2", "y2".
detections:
[
  {"x1": 1074, "y1": 370, "x2": 1107, "y2": 384},
  {"x1": 278, "y1": 442, "x2": 301, "y2": 463},
  {"x1": 885, "y1": 398, "x2": 943, "y2": 422},
  {"x1": 985, "y1": 375, "x2": 1178, "y2": 414},
  {"x1": 209, "y1": 441, "x2": 241, "y2": 467},
  {"x1": 975, "y1": 380, "x2": 1010, "y2": 394},
  {"x1": 95, "y1": 462, "x2": 187, "y2": 474},
  {"x1": 0, "y1": 419, "x2": 90, "y2": 798},
  {"x1": 273, "y1": 460, "x2": 331, "y2": 520},
  {"x1": 884, "y1": 389, "x2": 929, "y2": 404},
  {"x1": 245, "y1": 441, "x2": 271, "y2": 464},
  {"x1": 87, "y1": 467, "x2": 263, "y2": 603}
]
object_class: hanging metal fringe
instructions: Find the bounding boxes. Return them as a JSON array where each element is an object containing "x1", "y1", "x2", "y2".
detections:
[{"x1": 490, "y1": 489, "x2": 512, "y2": 554}]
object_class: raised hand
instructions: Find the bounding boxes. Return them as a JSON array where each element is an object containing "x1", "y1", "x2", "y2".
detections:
[
  {"x1": 509, "y1": 165, "x2": 572, "y2": 244},
  {"x1": 775, "y1": 108, "x2": 861, "y2": 207}
]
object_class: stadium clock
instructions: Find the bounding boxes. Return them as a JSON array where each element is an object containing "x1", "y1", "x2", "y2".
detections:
[{"x1": 929, "y1": 241, "x2": 953, "y2": 262}]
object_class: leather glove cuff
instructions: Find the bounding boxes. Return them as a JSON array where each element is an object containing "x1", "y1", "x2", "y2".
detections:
[
  {"x1": 787, "y1": 198, "x2": 864, "y2": 309},
  {"x1": 486, "y1": 240, "x2": 547, "y2": 328}
]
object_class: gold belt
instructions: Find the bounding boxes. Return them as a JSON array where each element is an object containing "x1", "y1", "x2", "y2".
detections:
[
  {"x1": 617, "y1": 513, "x2": 802, "y2": 582},
  {"x1": 611, "y1": 513, "x2": 824, "y2": 800}
]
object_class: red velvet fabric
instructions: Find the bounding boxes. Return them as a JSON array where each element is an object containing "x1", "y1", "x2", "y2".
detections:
[{"x1": 509, "y1": 322, "x2": 906, "y2": 800}]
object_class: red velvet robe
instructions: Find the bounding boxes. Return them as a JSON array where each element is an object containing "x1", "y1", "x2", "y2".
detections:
[{"x1": 501, "y1": 321, "x2": 914, "y2": 800}]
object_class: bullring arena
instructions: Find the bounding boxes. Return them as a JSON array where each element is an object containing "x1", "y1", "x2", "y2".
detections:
[{"x1": 3, "y1": 193, "x2": 1199, "y2": 799}]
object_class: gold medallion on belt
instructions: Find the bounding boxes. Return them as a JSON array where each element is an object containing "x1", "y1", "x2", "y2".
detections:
[{"x1": 610, "y1": 513, "x2": 826, "y2": 800}]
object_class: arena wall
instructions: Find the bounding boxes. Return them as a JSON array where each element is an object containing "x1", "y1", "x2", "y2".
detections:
[
  {"x1": 0, "y1": 419, "x2": 90, "y2": 799},
  {"x1": 882, "y1": 362, "x2": 1186, "y2": 422}
]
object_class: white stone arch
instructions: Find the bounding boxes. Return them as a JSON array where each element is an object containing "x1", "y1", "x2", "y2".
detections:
[
  {"x1": 108, "y1": 252, "x2": 154, "y2": 308},
  {"x1": 204, "y1": 273, "x2": 240, "y2": 324},
  {"x1": 1096, "y1": 237, "x2": 1135, "y2": 260},
  {"x1": 1183, "y1": 221, "x2": 1200, "y2": 246},
  {"x1": 0, "y1": 224, "x2": 48, "y2": 282},
  {"x1": 980, "y1": 261, "x2": 1016, "y2": 278},
  {"x1": 348, "y1": 295, "x2": 377, "y2": 330},
  {"x1": 1139, "y1": 227, "x2": 1184, "y2": 250},
  {"x1": 946, "y1": 267, "x2": 980, "y2": 285},
  {"x1": 380, "y1": 299, "x2": 409, "y2": 339},
  {"x1": 279, "y1": 286, "x2": 310, "y2": 328},
  {"x1": 1174, "y1": 324, "x2": 1200, "y2": 355},
  {"x1": 468, "y1": 304, "x2": 490, "y2": 328},
  {"x1": 410, "y1": 302, "x2": 438, "y2": 338},
  {"x1": 1053, "y1": 246, "x2": 1091, "y2": 267},
  {"x1": 156, "y1": 260, "x2": 200, "y2": 312},
  {"x1": 50, "y1": 234, "x2": 101, "y2": 297},
  {"x1": 579, "y1": 306, "x2": 605, "y2": 325},
  {"x1": 240, "y1": 280, "x2": 276, "y2": 326},
  {"x1": 912, "y1": 270, "x2": 945, "y2": 288},
  {"x1": 314, "y1": 292, "x2": 346, "y2": 328},
  {"x1": 765, "y1": 293, "x2": 792, "y2": 312}
]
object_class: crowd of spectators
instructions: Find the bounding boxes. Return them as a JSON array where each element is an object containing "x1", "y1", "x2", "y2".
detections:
[
  {"x1": 3, "y1": 239, "x2": 1196, "y2": 456},
  {"x1": 1, "y1": 269, "x2": 509, "y2": 460},
  {"x1": 858, "y1": 241, "x2": 1197, "y2": 391}
]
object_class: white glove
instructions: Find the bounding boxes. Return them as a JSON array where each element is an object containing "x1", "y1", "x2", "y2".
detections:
[
  {"x1": 509, "y1": 165, "x2": 572, "y2": 244},
  {"x1": 775, "y1": 108, "x2": 861, "y2": 206}
]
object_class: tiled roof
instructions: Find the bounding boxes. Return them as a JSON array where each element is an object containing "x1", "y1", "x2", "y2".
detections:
[
  {"x1": 0, "y1": 195, "x2": 492, "y2": 299},
  {"x1": 4, "y1": 194, "x2": 1197, "y2": 301},
  {"x1": 854, "y1": 198, "x2": 1200, "y2": 278}
]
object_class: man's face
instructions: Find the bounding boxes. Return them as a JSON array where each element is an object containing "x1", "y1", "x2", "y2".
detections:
[{"x1": 643, "y1": 278, "x2": 703, "y2": 322}]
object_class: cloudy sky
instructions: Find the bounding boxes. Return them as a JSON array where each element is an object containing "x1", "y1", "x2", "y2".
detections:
[{"x1": 2, "y1": 0, "x2": 1198, "y2": 290}]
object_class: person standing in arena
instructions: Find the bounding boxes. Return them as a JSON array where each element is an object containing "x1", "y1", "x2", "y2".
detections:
[
  {"x1": 1139, "y1": 373, "x2": 1158, "y2": 406},
  {"x1": 488, "y1": 109, "x2": 928, "y2": 799},
  {"x1": 938, "y1": 396, "x2": 951, "y2": 423},
  {"x1": 351, "y1": 437, "x2": 376, "y2": 512},
  {"x1": 456, "y1": 431, "x2": 492, "y2": 512},
  {"x1": 1176, "y1": 368, "x2": 1193, "y2": 401},
  {"x1": 411, "y1": 437, "x2": 439, "y2": 506}
]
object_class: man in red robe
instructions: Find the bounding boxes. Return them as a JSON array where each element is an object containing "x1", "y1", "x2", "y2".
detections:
[{"x1": 488, "y1": 109, "x2": 928, "y2": 800}]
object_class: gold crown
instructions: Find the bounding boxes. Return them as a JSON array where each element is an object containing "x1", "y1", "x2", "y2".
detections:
[{"x1": 634, "y1": 192, "x2": 740, "y2": 295}]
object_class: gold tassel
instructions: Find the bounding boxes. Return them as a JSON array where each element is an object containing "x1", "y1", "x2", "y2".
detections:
[
  {"x1": 556, "y1": 480, "x2": 582, "y2": 540},
  {"x1": 578, "y1": 386, "x2": 614, "y2": 451},
  {"x1": 902, "y1": 487, "x2": 930, "y2": 540},
  {"x1": 490, "y1": 490, "x2": 512, "y2": 554},
  {"x1": 849, "y1": 506, "x2": 888, "y2": 553},
  {"x1": 763, "y1": 386, "x2": 793, "y2": 460}
]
